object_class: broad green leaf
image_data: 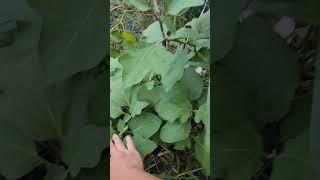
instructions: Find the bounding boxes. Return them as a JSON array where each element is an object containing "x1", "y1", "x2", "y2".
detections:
[
  {"x1": 170, "y1": 10, "x2": 210, "y2": 50},
  {"x1": 110, "y1": 58, "x2": 126, "y2": 118},
  {"x1": 155, "y1": 90, "x2": 192, "y2": 123},
  {"x1": 213, "y1": 0, "x2": 248, "y2": 61},
  {"x1": 188, "y1": 10, "x2": 210, "y2": 40},
  {"x1": 174, "y1": 137, "x2": 191, "y2": 150},
  {"x1": 213, "y1": 125, "x2": 262, "y2": 180},
  {"x1": 160, "y1": 121, "x2": 191, "y2": 143},
  {"x1": 162, "y1": 50, "x2": 189, "y2": 91},
  {"x1": 213, "y1": 16, "x2": 300, "y2": 130},
  {"x1": 133, "y1": 134, "x2": 157, "y2": 159},
  {"x1": 60, "y1": 71, "x2": 106, "y2": 135},
  {"x1": 128, "y1": 113, "x2": 162, "y2": 138},
  {"x1": 0, "y1": 0, "x2": 60, "y2": 141},
  {"x1": 271, "y1": 131, "x2": 315, "y2": 180},
  {"x1": 166, "y1": 0, "x2": 204, "y2": 15},
  {"x1": 170, "y1": 28, "x2": 199, "y2": 41},
  {"x1": 179, "y1": 67, "x2": 204, "y2": 101},
  {"x1": 195, "y1": 102, "x2": 207, "y2": 124},
  {"x1": 125, "y1": 0, "x2": 150, "y2": 11},
  {"x1": 0, "y1": 125, "x2": 44, "y2": 179},
  {"x1": 195, "y1": 134, "x2": 210, "y2": 176},
  {"x1": 61, "y1": 125, "x2": 107, "y2": 178},
  {"x1": 0, "y1": 54, "x2": 60, "y2": 141},
  {"x1": 163, "y1": 15, "x2": 176, "y2": 33},
  {"x1": 119, "y1": 43, "x2": 175, "y2": 88},
  {"x1": 138, "y1": 86, "x2": 163, "y2": 105},
  {"x1": 126, "y1": 85, "x2": 149, "y2": 117},
  {"x1": 142, "y1": 21, "x2": 168, "y2": 43},
  {"x1": 28, "y1": 0, "x2": 107, "y2": 82},
  {"x1": 111, "y1": 79, "x2": 149, "y2": 118},
  {"x1": 195, "y1": 87, "x2": 210, "y2": 175}
]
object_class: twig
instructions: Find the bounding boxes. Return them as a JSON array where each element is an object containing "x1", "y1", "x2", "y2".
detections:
[
  {"x1": 175, "y1": 168, "x2": 203, "y2": 178},
  {"x1": 110, "y1": 10, "x2": 127, "y2": 32},
  {"x1": 111, "y1": 5, "x2": 121, "y2": 11},
  {"x1": 200, "y1": 0, "x2": 209, "y2": 15},
  {"x1": 152, "y1": 0, "x2": 161, "y2": 15}
]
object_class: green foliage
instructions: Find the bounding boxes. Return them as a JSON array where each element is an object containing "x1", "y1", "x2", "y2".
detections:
[
  {"x1": 110, "y1": 1, "x2": 210, "y2": 177},
  {"x1": 213, "y1": 0, "x2": 320, "y2": 179},
  {"x1": 0, "y1": 0, "x2": 107, "y2": 179}
]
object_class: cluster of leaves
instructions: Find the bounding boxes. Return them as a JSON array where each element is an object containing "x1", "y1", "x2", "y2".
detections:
[
  {"x1": 213, "y1": 0, "x2": 320, "y2": 179},
  {"x1": 0, "y1": 0, "x2": 107, "y2": 179},
  {"x1": 110, "y1": 0, "x2": 210, "y2": 177}
]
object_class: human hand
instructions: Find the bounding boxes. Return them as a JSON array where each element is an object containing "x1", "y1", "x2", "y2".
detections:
[{"x1": 110, "y1": 134, "x2": 160, "y2": 180}]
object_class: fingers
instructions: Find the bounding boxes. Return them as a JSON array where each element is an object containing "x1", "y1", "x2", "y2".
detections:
[
  {"x1": 125, "y1": 135, "x2": 137, "y2": 152},
  {"x1": 110, "y1": 139, "x2": 116, "y2": 155},
  {"x1": 112, "y1": 134, "x2": 127, "y2": 152}
]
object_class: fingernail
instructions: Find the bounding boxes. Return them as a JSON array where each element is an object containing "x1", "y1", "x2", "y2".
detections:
[{"x1": 126, "y1": 135, "x2": 131, "y2": 141}]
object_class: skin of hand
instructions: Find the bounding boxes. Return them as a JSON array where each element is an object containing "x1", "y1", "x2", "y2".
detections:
[{"x1": 110, "y1": 134, "x2": 161, "y2": 180}]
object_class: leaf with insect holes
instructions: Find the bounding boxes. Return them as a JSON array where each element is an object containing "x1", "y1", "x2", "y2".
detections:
[
  {"x1": 160, "y1": 121, "x2": 191, "y2": 143},
  {"x1": 118, "y1": 43, "x2": 176, "y2": 88},
  {"x1": 166, "y1": 0, "x2": 204, "y2": 15},
  {"x1": 128, "y1": 113, "x2": 162, "y2": 138}
]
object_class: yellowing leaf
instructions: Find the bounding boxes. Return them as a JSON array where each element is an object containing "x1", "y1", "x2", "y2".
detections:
[{"x1": 121, "y1": 30, "x2": 137, "y2": 45}]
